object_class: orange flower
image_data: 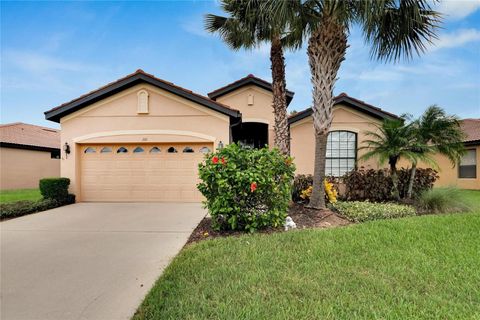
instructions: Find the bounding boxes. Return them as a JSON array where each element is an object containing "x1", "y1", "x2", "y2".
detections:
[
  {"x1": 212, "y1": 156, "x2": 219, "y2": 164},
  {"x1": 250, "y1": 182, "x2": 257, "y2": 192},
  {"x1": 221, "y1": 157, "x2": 227, "y2": 165}
]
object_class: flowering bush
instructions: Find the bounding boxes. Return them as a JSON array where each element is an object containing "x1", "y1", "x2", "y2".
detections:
[
  {"x1": 334, "y1": 201, "x2": 416, "y2": 223},
  {"x1": 296, "y1": 175, "x2": 338, "y2": 204},
  {"x1": 197, "y1": 143, "x2": 295, "y2": 232}
]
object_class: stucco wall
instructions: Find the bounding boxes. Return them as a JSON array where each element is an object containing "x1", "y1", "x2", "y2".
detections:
[
  {"x1": 290, "y1": 105, "x2": 384, "y2": 174},
  {"x1": 215, "y1": 85, "x2": 275, "y2": 147},
  {"x1": 0, "y1": 147, "x2": 60, "y2": 190},
  {"x1": 432, "y1": 145, "x2": 480, "y2": 190},
  {"x1": 59, "y1": 83, "x2": 230, "y2": 200}
]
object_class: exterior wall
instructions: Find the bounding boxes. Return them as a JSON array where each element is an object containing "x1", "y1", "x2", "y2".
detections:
[
  {"x1": 290, "y1": 104, "x2": 384, "y2": 174},
  {"x1": 215, "y1": 85, "x2": 275, "y2": 147},
  {"x1": 433, "y1": 145, "x2": 480, "y2": 190},
  {"x1": 0, "y1": 147, "x2": 60, "y2": 190},
  {"x1": 59, "y1": 83, "x2": 230, "y2": 200}
]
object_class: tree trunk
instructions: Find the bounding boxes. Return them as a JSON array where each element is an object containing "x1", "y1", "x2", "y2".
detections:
[
  {"x1": 307, "y1": 19, "x2": 347, "y2": 209},
  {"x1": 390, "y1": 160, "x2": 400, "y2": 201},
  {"x1": 308, "y1": 133, "x2": 328, "y2": 209},
  {"x1": 407, "y1": 163, "x2": 417, "y2": 199},
  {"x1": 270, "y1": 35, "x2": 290, "y2": 155}
]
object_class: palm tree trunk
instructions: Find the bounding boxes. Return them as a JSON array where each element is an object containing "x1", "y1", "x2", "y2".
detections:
[
  {"x1": 407, "y1": 163, "x2": 417, "y2": 199},
  {"x1": 390, "y1": 161, "x2": 400, "y2": 201},
  {"x1": 307, "y1": 20, "x2": 347, "y2": 209},
  {"x1": 308, "y1": 133, "x2": 327, "y2": 209},
  {"x1": 270, "y1": 35, "x2": 290, "y2": 155}
]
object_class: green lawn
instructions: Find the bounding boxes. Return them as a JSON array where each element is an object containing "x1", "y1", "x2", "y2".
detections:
[
  {"x1": 0, "y1": 189, "x2": 42, "y2": 204},
  {"x1": 134, "y1": 190, "x2": 480, "y2": 320}
]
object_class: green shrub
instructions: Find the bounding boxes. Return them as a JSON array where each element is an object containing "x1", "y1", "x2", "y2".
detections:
[
  {"x1": 292, "y1": 174, "x2": 340, "y2": 202},
  {"x1": 292, "y1": 174, "x2": 313, "y2": 202},
  {"x1": 39, "y1": 177, "x2": 70, "y2": 200},
  {"x1": 197, "y1": 143, "x2": 295, "y2": 232},
  {"x1": 416, "y1": 187, "x2": 471, "y2": 214},
  {"x1": 334, "y1": 201, "x2": 416, "y2": 223},
  {"x1": 1, "y1": 199, "x2": 57, "y2": 220},
  {"x1": 343, "y1": 168, "x2": 438, "y2": 201},
  {"x1": 0, "y1": 194, "x2": 75, "y2": 221}
]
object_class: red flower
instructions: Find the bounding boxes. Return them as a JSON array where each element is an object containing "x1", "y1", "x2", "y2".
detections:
[
  {"x1": 250, "y1": 182, "x2": 257, "y2": 193},
  {"x1": 221, "y1": 157, "x2": 227, "y2": 165},
  {"x1": 212, "y1": 156, "x2": 219, "y2": 164}
]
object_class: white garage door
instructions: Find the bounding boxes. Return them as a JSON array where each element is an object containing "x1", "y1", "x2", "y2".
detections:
[{"x1": 80, "y1": 143, "x2": 212, "y2": 202}]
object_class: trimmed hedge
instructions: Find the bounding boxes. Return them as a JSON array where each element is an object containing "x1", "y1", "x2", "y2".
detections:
[
  {"x1": 39, "y1": 178, "x2": 70, "y2": 201},
  {"x1": 0, "y1": 195, "x2": 75, "y2": 221},
  {"x1": 334, "y1": 201, "x2": 416, "y2": 223},
  {"x1": 343, "y1": 168, "x2": 438, "y2": 201}
]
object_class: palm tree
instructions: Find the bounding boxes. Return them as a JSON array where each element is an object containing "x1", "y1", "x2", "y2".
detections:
[
  {"x1": 406, "y1": 106, "x2": 465, "y2": 198},
  {"x1": 205, "y1": 0, "x2": 300, "y2": 155},
  {"x1": 296, "y1": 0, "x2": 441, "y2": 209},
  {"x1": 360, "y1": 119, "x2": 430, "y2": 200}
]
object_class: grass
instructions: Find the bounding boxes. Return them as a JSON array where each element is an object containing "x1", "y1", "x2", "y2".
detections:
[
  {"x1": 134, "y1": 190, "x2": 480, "y2": 320},
  {"x1": 0, "y1": 189, "x2": 42, "y2": 204}
]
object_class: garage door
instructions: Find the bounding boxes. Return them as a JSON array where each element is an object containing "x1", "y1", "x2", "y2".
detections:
[{"x1": 80, "y1": 143, "x2": 212, "y2": 202}]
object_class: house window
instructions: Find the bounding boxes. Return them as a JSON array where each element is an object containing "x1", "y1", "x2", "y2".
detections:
[
  {"x1": 167, "y1": 147, "x2": 178, "y2": 153},
  {"x1": 326, "y1": 131, "x2": 356, "y2": 177},
  {"x1": 459, "y1": 149, "x2": 477, "y2": 178},
  {"x1": 84, "y1": 147, "x2": 96, "y2": 154},
  {"x1": 183, "y1": 146, "x2": 194, "y2": 153},
  {"x1": 100, "y1": 147, "x2": 112, "y2": 153},
  {"x1": 199, "y1": 147, "x2": 211, "y2": 154},
  {"x1": 150, "y1": 147, "x2": 161, "y2": 153},
  {"x1": 51, "y1": 150, "x2": 60, "y2": 159},
  {"x1": 117, "y1": 147, "x2": 128, "y2": 153},
  {"x1": 133, "y1": 147, "x2": 145, "y2": 153}
]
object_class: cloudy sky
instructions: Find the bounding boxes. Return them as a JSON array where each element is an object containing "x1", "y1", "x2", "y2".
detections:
[{"x1": 1, "y1": 1, "x2": 479, "y2": 128}]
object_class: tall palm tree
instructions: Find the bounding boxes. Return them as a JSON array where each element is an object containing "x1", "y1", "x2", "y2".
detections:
[
  {"x1": 296, "y1": 0, "x2": 441, "y2": 209},
  {"x1": 360, "y1": 119, "x2": 431, "y2": 200},
  {"x1": 205, "y1": 0, "x2": 300, "y2": 155},
  {"x1": 406, "y1": 105, "x2": 465, "y2": 198}
]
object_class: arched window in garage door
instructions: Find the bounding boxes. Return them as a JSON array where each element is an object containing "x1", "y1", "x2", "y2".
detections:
[
  {"x1": 133, "y1": 147, "x2": 145, "y2": 153},
  {"x1": 84, "y1": 147, "x2": 96, "y2": 153},
  {"x1": 167, "y1": 147, "x2": 178, "y2": 153},
  {"x1": 199, "y1": 146, "x2": 211, "y2": 154},
  {"x1": 149, "y1": 147, "x2": 161, "y2": 153},
  {"x1": 117, "y1": 147, "x2": 128, "y2": 153},
  {"x1": 183, "y1": 146, "x2": 194, "y2": 153}
]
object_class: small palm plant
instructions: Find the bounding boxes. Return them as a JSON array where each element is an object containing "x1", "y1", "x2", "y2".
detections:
[
  {"x1": 360, "y1": 119, "x2": 432, "y2": 200},
  {"x1": 406, "y1": 106, "x2": 465, "y2": 198}
]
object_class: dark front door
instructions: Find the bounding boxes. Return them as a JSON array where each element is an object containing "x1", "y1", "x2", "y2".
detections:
[{"x1": 232, "y1": 122, "x2": 268, "y2": 149}]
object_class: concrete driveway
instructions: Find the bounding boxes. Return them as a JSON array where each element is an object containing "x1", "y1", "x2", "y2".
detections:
[{"x1": 1, "y1": 203, "x2": 206, "y2": 320}]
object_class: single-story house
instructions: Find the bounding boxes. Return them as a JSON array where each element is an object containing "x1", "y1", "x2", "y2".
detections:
[
  {"x1": 44, "y1": 69, "x2": 477, "y2": 202},
  {"x1": 433, "y1": 119, "x2": 479, "y2": 189},
  {"x1": 0, "y1": 122, "x2": 60, "y2": 190}
]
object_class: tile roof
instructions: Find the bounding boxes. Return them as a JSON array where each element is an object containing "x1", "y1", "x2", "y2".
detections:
[
  {"x1": 45, "y1": 69, "x2": 240, "y2": 122},
  {"x1": 288, "y1": 92, "x2": 400, "y2": 124},
  {"x1": 461, "y1": 118, "x2": 480, "y2": 144},
  {"x1": 208, "y1": 74, "x2": 295, "y2": 105},
  {"x1": 0, "y1": 122, "x2": 60, "y2": 150}
]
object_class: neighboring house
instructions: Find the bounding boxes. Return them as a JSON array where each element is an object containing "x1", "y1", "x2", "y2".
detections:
[
  {"x1": 433, "y1": 119, "x2": 479, "y2": 190},
  {"x1": 46, "y1": 69, "x2": 469, "y2": 202},
  {"x1": 0, "y1": 122, "x2": 60, "y2": 190}
]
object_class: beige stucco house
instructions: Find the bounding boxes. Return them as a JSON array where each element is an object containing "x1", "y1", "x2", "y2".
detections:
[
  {"x1": 44, "y1": 69, "x2": 477, "y2": 202},
  {"x1": 0, "y1": 122, "x2": 60, "y2": 190}
]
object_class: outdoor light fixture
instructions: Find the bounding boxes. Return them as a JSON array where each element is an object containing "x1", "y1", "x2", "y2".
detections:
[
  {"x1": 63, "y1": 142, "x2": 71, "y2": 157},
  {"x1": 218, "y1": 141, "x2": 224, "y2": 149}
]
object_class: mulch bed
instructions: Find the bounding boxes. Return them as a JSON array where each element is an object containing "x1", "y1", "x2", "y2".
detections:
[{"x1": 186, "y1": 202, "x2": 351, "y2": 245}]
